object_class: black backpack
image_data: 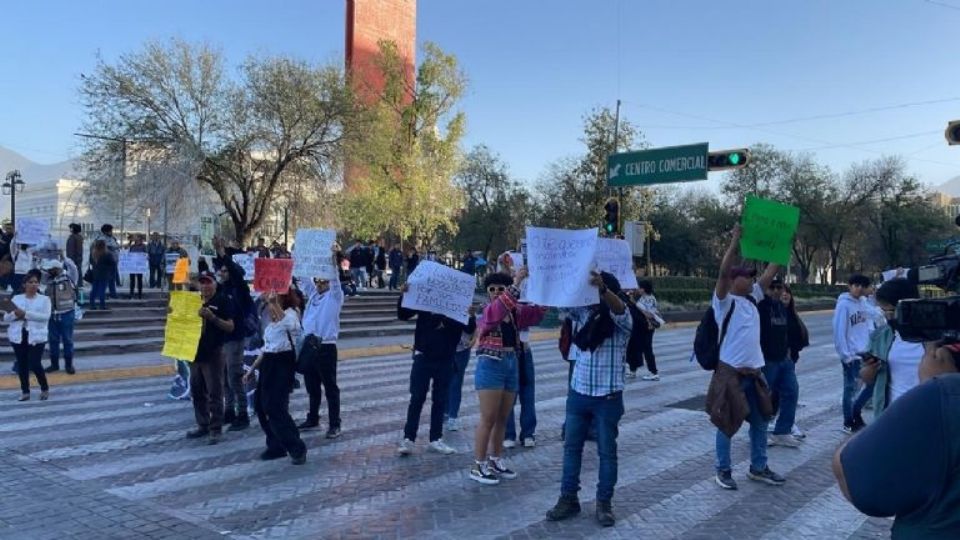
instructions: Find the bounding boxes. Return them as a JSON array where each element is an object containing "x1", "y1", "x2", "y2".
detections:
[{"x1": 692, "y1": 301, "x2": 735, "y2": 371}]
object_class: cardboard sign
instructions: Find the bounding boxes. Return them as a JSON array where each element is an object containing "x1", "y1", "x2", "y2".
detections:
[
  {"x1": 172, "y1": 258, "x2": 189, "y2": 284},
  {"x1": 232, "y1": 253, "x2": 256, "y2": 282},
  {"x1": 401, "y1": 261, "x2": 476, "y2": 324},
  {"x1": 594, "y1": 238, "x2": 639, "y2": 290},
  {"x1": 165, "y1": 252, "x2": 180, "y2": 274},
  {"x1": 253, "y1": 258, "x2": 293, "y2": 293},
  {"x1": 161, "y1": 291, "x2": 203, "y2": 361},
  {"x1": 524, "y1": 226, "x2": 599, "y2": 307},
  {"x1": 292, "y1": 229, "x2": 338, "y2": 280},
  {"x1": 740, "y1": 195, "x2": 800, "y2": 265},
  {"x1": 118, "y1": 251, "x2": 148, "y2": 275},
  {"x1": 15, "y1": 218, "x2": 48, "y2": 246}
]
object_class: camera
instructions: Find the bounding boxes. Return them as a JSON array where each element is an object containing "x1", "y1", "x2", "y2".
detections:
[{"x1": 898, "y1": 220, "x2": 960, "y2": 342}]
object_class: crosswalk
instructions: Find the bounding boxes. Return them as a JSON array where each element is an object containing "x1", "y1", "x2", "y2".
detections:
[{"x1": 0, "y1": 314, "x2": 894, "y2": 539}]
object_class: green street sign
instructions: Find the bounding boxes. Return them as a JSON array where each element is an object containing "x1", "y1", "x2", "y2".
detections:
[
  {"x1": 607, "y1": 142, "x2": 709, "y2": 187},
  {"x1": 926, "y1": 236, "x2": 960, "y2": 252}
]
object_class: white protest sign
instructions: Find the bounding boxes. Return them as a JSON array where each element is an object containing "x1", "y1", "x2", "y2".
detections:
[
  {"x1": 594, "y1": 238, "x2": 639, "y2": 290},
  {"x1": 164, "y1": 252, "x2": 180, "y2": 273},
  {"x1": 15, "y1": 218, "x2": 48, "y2": 246},
  {"x1": 232, "y1": 253, "x2": 257, "y2": 282},
  {"x1": 508, "y1": 252, "x2": 524, "y2": 270},
  {"x1": 881, "y1": 267, "x2": 906, "y2": 282},
  {"x1": 401, "y1": 260, "x2": 476, "y2": 324},
  {"x1": 293, "y1": 229, "x2": 338, "y2": 280},
  {"x1": 118, "y1": 251, "x2": 148, "y2": 275},
  {"x1": 524, "y1": 226, "x2": 598, "y2": 307}
]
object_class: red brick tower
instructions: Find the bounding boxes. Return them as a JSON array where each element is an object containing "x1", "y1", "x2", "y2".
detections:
[{"x1": 345, "y1": 0, "x2": 417, "y2": 104}]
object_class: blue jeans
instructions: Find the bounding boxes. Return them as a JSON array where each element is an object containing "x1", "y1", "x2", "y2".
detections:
[
  {"x1": 505, "y1": 347, "x2": 537, "y2": 441},
  {"x1": 561, "y1": 390, "x2": 624, "y2": 502},
  {"x1": 48, "y1": 310, "x2": 76, "y2": 368},
  {"x1": 762, "y1": 359, "x2": 798, "y2": 435},
  {"x1": 90, "y1": 279, "x2": 108, "y2": 309},
  {"x1": 388, "y1": 267, "x2": 401, "y2": 290},
  {"x1": 474, "y1": 352, "x2": 519, "y2": 392},
  {"x1": 446, "y1": 349, "x2": 471, "y2": 419},
  {"x1": 842, "y1": 359, "x2": 872, "y2": 426},
  {"x1": 716, "y1": 376, "x2": 769, "y2": 472}
]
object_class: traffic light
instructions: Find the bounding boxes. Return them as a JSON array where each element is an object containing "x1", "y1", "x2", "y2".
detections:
[
  {"x1": 603, "y1": 198, "x2": 620, "y2": 236},
  {"x1": 708, "y1": 148, "x2": 751, "y2": 171},
  {"x1": 947, "y1": 120, "x2": 960, "y2": 146}
]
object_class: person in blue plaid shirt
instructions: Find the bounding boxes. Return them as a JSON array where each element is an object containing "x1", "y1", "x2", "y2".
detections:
[{"x1": 546, "y1": 270, "x2": 632, "y2": 528}]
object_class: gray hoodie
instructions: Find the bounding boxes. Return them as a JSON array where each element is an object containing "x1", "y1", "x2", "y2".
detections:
[{"x1": 832, "y1": 292, "x2": 876, "y2": 363}]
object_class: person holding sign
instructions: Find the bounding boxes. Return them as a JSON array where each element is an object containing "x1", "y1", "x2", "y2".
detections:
[
  {"x1": 185, "y1": 271, "x2": 236, "y2": 446},
  {"x1": 469, "y1": 270, "x2": 546, "y2": 486},
  {"x1": 243, "y1": 290, "x2": 307, "y2": 465},
  {"x1": 126, "y1": 234, "x2": 147, "y2": 299},
  {"x1": 396, "y1": 283, "x2": 477, "y2": 457},
  {"x1": 5, "y1": 269, "x2": 52, "y2": 401}
]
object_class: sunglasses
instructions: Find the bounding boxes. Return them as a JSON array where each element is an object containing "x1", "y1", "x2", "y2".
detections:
[{"x1": 487, "y1": 286, "x2": 506, "y2": 293}]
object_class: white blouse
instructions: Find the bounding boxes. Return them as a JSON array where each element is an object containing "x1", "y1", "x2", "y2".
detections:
[
  {"x1": 4, "y1": 294, "x2": 52, "y2": 345},
  {"x1": 262, "y1": 308, "x2": 302, "y2": 353}
]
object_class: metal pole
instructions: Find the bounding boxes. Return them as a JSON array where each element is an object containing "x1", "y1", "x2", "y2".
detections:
[
  {"x1": 119, "y1": 139, "x2": 126, "y2": 240},
  {"x1": 283, "y1": 206, "x2": 288, "y2": 247},
  {"x1": 613, "y1": 99, "x2": 623, "y2": 236},
  {"x1": 10, "y1": 179, "x2": 15, "y2": 227}
]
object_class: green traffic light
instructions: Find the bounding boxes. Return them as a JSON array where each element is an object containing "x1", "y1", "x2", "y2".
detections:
[
  {"x1": 604, "y1": 223, "x2": 615, "y2": 233},
  {"x1": 729, "y1": 153, "x2": 741, "y2": 165}
]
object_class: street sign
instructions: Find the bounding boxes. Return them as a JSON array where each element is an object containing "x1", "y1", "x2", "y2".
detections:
[
  {"x1": 607, "y1": 143, "x2": 709, "y2": 187},
  {"x1": 925, "y1": 236, "x2": 960, "y2": 252},
  {"x1": 624, "y1": 220, "x2": 646, "y2": 256}
]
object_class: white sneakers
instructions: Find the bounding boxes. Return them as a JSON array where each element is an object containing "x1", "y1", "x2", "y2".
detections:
[
  {"x1": 503, "y1": 439, "x2": 517, "y2": 449},
  {"x1": 397, "y1": 438, "x2": 415, "y2": 456},
  {"x1": 398, "y1": 438, "x2": 457, "y2": 455},
  {"x1": 641, "y1": 373, "x2": 660, "y2": 381},
  {"x1": 767, "y1": 434, "x2": 803, "y2": 448},
  {"x1": 444, "y1": 417, "x2": 461, "y2": 432}
]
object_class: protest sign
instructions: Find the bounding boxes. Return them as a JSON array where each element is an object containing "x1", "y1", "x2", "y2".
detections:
[
  {"x1": 508, "y1": 252, "x2": 524, "y2": 270},
  {"x1": 165, "y1": 252, "x2": 180, "y2": 274},
  {"x1": 524, "y1": 226, "x2": 599, "y2": 307},
  {"x1": 594, "y1": 238, "x2": 639, "y2": 290},
  {"x1": 293, "y1": 229, "x2": 338, "y2": 280},
  {"x1": 881, "y1": 267, "x2": 907, "y2": 282},
  {"x1": 401, "y1": 261, "x2": 476, "y2": 324},
  {"x1": 15, "y1": 218, "x2": 48, "y2": 246},
  {"x1": 162, "y1": 291, "x2": 203, "y2": 361},
  {"x1": 254, "y1": 258, "x2": 293, "y2": 293},
  {"x1": 740, "y1": 195, "x2": 800, "y2": 265},
  {"x1": 118, "y1": 251, "x2": 148, "y2": 275},
  {"x1": 172, "y1": 259, "x2": 190, "y2": 284},
  {"x1": 232, "y1": 253, "x2": 256, "y2": 281}
]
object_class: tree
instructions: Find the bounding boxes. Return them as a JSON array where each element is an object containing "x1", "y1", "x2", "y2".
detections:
[
  {"x1": 79, "y1": 38, "x2": 354, "y2": 243},
  {"x1": 337, "y1": 41, "x2": 466, "y2": 248}
]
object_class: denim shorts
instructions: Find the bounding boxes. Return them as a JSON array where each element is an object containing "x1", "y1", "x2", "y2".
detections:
[{"x1": 474, "y1": 351, "x2": 519, "y2": 392}]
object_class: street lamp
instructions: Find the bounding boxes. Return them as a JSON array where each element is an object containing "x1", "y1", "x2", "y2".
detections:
[{"x1": 3, "y1": 170, "x2": 26, "y2": 225}]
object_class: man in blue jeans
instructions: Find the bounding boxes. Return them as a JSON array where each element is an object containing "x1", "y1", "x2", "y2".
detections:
[
  {"x1": 758, "y1": 278, "x2": 801, "y2": 448},
  {"x1": 546, "y1": 271, "x2": 632, "y2": 528},
  {"x1": 832, "y1": 274, "x2": 876, "y2": 433}
]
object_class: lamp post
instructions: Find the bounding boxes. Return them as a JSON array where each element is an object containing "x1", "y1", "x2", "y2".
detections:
[{"x1": 3, "y1": 170, "x2": 26, "y2": 225}]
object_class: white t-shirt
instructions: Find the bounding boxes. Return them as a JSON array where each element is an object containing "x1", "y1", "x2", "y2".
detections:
[
  {"x1": 713, "y1": 283, "x2": 765, "y2": 369},
  {"x1": 887, "y1": 333, "x2": 923, "y2": 403},
  {"x1": 262, "y1": 308, "x2": 302, "y2": 354}
]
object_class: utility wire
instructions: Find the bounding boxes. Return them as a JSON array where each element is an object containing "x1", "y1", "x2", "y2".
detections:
[{"x1": 925, "y1": 0, "x2": 960, "y2": 11}]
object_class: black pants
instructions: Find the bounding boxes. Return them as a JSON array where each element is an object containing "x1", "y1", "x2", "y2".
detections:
[
  {"x1": 149, "y1": 262, "x2": 163, "y2": 288},
  {"x1": 129, "y1": 273, "x2": 143, "y2": 297},
  {"x1": 640, "y1": 329, "x2": 657, "y2": 374},
  {"x1": 255, "y1": 350, "x2": 306, "y2": 457},
  {"x1": 303, "y1": 342, "x2": 340, "y2": 428},
  {"x1": 190, "y1": 348, "x2": 225, "y2": 433},
  {"x1": 403, "y1": 353, "x2": 453, "y2": 442},
  {"x1": 13, "y1": 340, "x2": 48, "y2": 394}
]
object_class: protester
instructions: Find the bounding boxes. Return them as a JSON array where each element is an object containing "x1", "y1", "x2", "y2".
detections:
[
  {"x1": 42, "y1": 259, "x2": 78, "y2": 375},
  {"x1": 348, "y1": 240, "x2": 369, "y2": 290},
  {"x1": 66, "y1": 223, "x2": 84, "y2": 271},
  {"x1": 243, "y1": 290, "x2": 307, "y2": 465},
  {"x1": 505, "y1": 277, "x2": 540, "y2": 449},
  {"x1": 253, "y1": 238, "x2": 271, "y2": 258},
  {"x1": 165, "y1": 241, "x2": 189, "y2": 290},
  {"x1": 388, "y1": 244, "x2": 403, "y2": 290},
  {"x1": 706, "y1": 225, "x2": 784, "y2": 490},
  {"x1": 545, "y1": 271, "x2": 632, "y2": 527},
  {"x1": 147, "y1": 233, "x2": 165, "y2": 289},
  {"x1": 6, "y1": 269, "x2": 51, "y2": 401},
  {"x1": 470, "y1": 269, "x2": 545, "y2": 485},
  {"x1": 93, "y1": 224, "x2": 121, "y2": 299},
  {"x1": 833, "y1": 274, "x2": 877, "y2": 434},
  {"x1": 396, "y1": 284, "x2": 476, "y2": 456},
  {"x1": 461, "y1": 251, "x2": 477, "y2": 276},
  {"x1": 628, "y1": 279, "x2": 663, "y2": 381},
  {"x1": 445, "y1": 325, "x2": 475, "y2": 433},
  {"x1": 11, "y1": 242, "x2": 36, "y2": 294},
  {"x1": 758, "y1": 278, "x2": 802, "y2": 448},
  {"x1": 373, "y1": 240, "x2": 387, "y2": 289},
  {"x1": 88, "y1": 239, "x2": 115, "y2": 310},
  {"x1": 406, "y1": 248, "x2": 420, "y2": 278},
  {"x1": 186, "y1": 271, "x2": 236, "y2": 445},
  {"x1": 859, "y1": 278, "x2": 925, "y2": 417},
  {"x1": 297, "y1": 247, "x2": 345, "y2": 439},
  {"x1": 127, "y1": 234, "x2": 146, "y2": 299},
  {"x1": 778, "y1": 284, "x2": 810, "y2": 438}
]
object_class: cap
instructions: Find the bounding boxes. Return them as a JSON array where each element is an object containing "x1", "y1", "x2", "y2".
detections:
[
  {"x1": 41, "y1": 259, "x2": 63, "y2": 271},
  {"x1": 197, "y1": 270, "x2": 217, "y2": 283},
  {"x1": 770, "y1": 278, "x2": 785, "y2": 287},
  {"x1": 729, "y1": 266, "x2": 757, "y2": 280}
]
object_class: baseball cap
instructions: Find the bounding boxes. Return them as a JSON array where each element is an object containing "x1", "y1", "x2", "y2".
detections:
[
  {"x1": 197, "y1": 270, "x2": 217, "y2": 283},
  {"x1": 729, "y1": 266, "x2": 757, "y2": 280}
]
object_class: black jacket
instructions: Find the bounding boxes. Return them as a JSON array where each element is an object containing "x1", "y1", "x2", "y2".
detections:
[
  {"x1": 213, "y1": 250, "x2": 254, "y2": 341},
  {"x1": 397, "y1": 296, "x2": 475, "y2": 360}
]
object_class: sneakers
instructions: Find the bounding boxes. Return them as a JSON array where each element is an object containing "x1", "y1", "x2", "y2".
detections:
[
  {"x1": 521, "y1": 437, "x2": 536, "y2": 448},
  {"x1": 427, "y1": 439, "x2": 457, "y2": 455},
  {"x1": 841, "y1": 425, "x2": 854, "y2": 435},
  {"x1": 397, "y1": 438, "x2": 415, "y2": 456},
  {"x1": 642, "y1": 373, "x2": 660, "y2": 381},
  {"x1": 715, "y1": 470, "x2": 738, "y2": 490},
  {"x1": 298, "y1": 419, "x2": 319, "y2": 430},
  {"x1": 747, "y1": 466, "x2": 786, "y2": 486},
  {"x1": 851, "y1": 415, "x2": 867, "y2": 433},
  {"x1": 545, "y1": 494, "x2": 581, "y2": 521},
  {"x1": 470, "y1": 461, "x2": 500, "y2": 485},
  {"x1": 185, "y1": 427, "x2": 210, "y2": 439},
  {"x1": 625, "y1": 370, "x2": 638, "y2": 380},
  {"x1": 444, "y1": 417, "x2": 461, "y2": 432},
  {"x1": 489, "y1": 456, "x2": 517, "y2": 479},
  {"x1": 503, "y1": 439, "x2": 516, "y2": 449},
  {"x1": 207, "y1": 431, "x2": 222, "y2": 445},
  {"x1": 595, "y1": 500, "x2": 615, "y2": 527},
  {"x1": 228, "y1": 414, "x2": 250, "y2": 432},
  {"x1": 791, "y1": 424, "x2": 806, "y2": 439},
  {"x1": 768, "y1": 434, "x2": 802, "y2": 448},
  {"x1": 325, "y1": 427, "x2": 342, "y2": 439}
]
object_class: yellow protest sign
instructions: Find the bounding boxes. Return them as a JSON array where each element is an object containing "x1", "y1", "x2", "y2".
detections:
[
  {"x1": 172, "y1": 258, "x2": 190, "y2": 284},
  {"x1": 162, "y1": 291, "x2": 203, "y2": 362}
]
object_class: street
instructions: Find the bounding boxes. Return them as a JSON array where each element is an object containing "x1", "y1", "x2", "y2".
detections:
[{"x1": 0, "y1": 312, "x2": 893, "y2": 539}]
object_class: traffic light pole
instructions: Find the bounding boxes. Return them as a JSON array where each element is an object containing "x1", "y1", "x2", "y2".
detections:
[{"x1": 613, "y1": 99, "x2": 622, "y2": 237}]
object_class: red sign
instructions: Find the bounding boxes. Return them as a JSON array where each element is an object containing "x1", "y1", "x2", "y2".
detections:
[{"x1": 253, "y1": 258, "x2": 293, "y2": 293}]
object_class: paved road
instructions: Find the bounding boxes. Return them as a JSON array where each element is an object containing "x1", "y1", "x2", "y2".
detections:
[{"x1": 0, "y1": 312, "x2": 894, "y2": 539}]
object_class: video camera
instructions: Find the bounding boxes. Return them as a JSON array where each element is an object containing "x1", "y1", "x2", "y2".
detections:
[{"x1": 897, "y1": 222, "x2": 960, "y2": 342}]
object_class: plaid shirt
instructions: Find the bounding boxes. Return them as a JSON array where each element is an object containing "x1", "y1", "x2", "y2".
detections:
[{"x1": 563, "y1": 306, "x2": 633, "y2": 397}]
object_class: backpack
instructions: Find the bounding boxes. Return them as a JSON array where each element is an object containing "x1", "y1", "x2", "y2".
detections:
[
  {"x1": 692, "y1": 301, "x2": 736, "y2": 371},
  {"x1": 559, "y1": 318, "x2": 573, "y2": 360}
]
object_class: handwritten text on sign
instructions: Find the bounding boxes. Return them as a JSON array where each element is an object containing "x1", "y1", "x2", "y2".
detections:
[
  {"x1": 15, "y1": 218, "x2": 48, "y2": 246},
  {"x1": 293, "y1": 229, "x2": 338, "y2": 280},
  {"x1": 594, "y1": 238, "x2": 639, "y2": 290},
  {"x1": 254, "y1": 258, "x2": 293, "y2": 293},
  {"x1": 401, "y1": 261, "x2": 476, "y2": 324},
  {"x1": 525, "y1": 226, "x2": 598, "y2": 307},
  {"x1": 740, "y1": 195, "x2": 800, "y2": 266},
  {"x1": 118, "y1": 251, "x2": 149, "y2": 275},
  {"x1": 162, "y1": 291, "x2": 203, "y2": 361}
]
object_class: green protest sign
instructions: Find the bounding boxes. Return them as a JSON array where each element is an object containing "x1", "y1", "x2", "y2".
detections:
[{"x1": 740, "y1": 195, "x2": 800, "y2": 265}]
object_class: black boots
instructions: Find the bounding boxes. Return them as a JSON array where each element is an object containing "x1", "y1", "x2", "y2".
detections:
[
  {"x1": 595, "y1": 500, "x2": 615, "y2": 527},
  {"x1": 545, "y1": 494, "x2": 581, "y2": 522},
  {"x1": 228, "y1": 412, "x2": 250, "y2": 432}
]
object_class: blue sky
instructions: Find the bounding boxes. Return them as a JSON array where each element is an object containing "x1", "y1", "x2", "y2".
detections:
[{"x1": 2, "y1": 0, "x2": 958, "y2": 189}]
